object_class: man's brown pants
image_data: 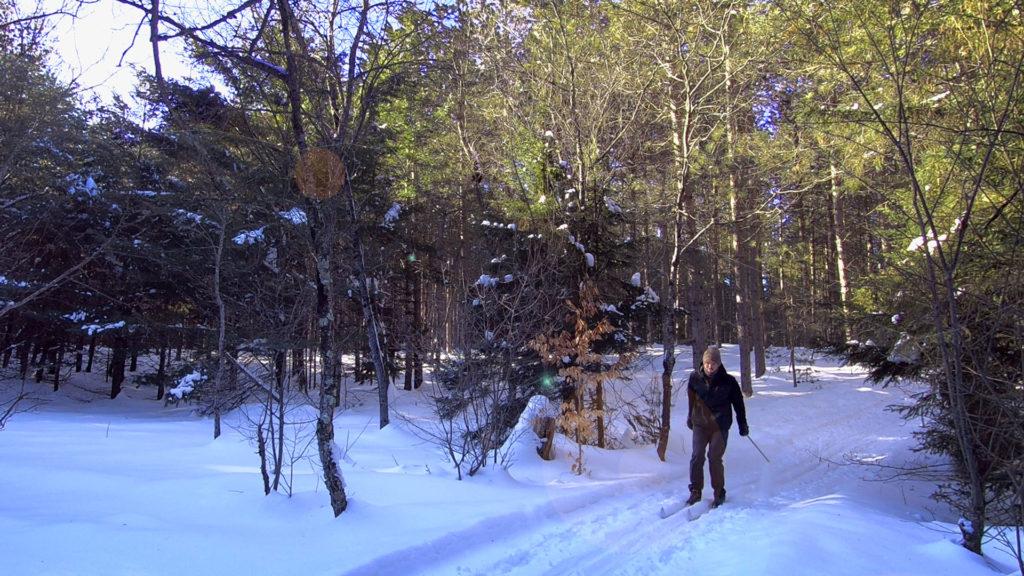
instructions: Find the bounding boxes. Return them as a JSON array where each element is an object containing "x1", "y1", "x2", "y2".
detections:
[{"x1": 689, "y1": 424, "x2": 728, "y2": 496}]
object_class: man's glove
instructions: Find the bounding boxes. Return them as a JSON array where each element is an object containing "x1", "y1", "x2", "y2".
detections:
[
  {"x1": 739, "y1": 424, "x2": 749, "y2": 437},
  {"x1": 686, "y1": 419, "x2": 693, "y2": 430}
]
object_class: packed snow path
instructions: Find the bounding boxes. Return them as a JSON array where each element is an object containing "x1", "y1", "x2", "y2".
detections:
[
  {"x1": 1, "y1": 346, "x2": 1016, "y2": 575},
  {"x1": 349, "y1": 349, "x2": 983, "y2": 576}
]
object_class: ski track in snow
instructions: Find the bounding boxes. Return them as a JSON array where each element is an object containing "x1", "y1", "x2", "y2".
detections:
[
  {"x1": 350, "y1": 356, "x2": 932, "y2": 576},
  {"x1": 5, "y1": 347, "x2": 994, "y2": 576}
]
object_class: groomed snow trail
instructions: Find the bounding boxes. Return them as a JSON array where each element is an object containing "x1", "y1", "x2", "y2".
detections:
[{"x1": 349, "y1": 351, "x2": 948, "y2": 576}]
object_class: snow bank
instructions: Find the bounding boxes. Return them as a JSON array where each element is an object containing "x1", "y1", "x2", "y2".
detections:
[{"x1": 499, "y1": 395, "x2": 559, "y2": 464}]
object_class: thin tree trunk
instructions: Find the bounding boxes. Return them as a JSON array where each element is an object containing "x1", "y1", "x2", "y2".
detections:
[
  {"x1": 657, "y1": 77, "x2": 704, "y2": 460},
  {"x1": 257, "y1": 418, "x2": 271, "y2": 495},
  {"x1": 86, "y1": 333, "x2": 97, "y2": 373},
  {"x1": 781, "y1": 245, "x2": 799, "y2": 387},
  {"x1": 711, "y1": 206, "x2": 723, "y2": 345},
  {"x1": 404, "y1": 260, "x2": 414, "y2": 391},
  {"x1": 36, "y1": 341, "x2": 51, "y2": 383},
  {"x1": 47, "y1": 345, "x2": 57, "y2": 375},
  {"x1": 292, "y1": 348, "x2": 307, "y2": 392},
  {"x1": 276, "y1": 0, "x2": 347, "y2": 516},
  {"x1": 829, "y1": 157, "x2": 851, "y2": 341},
  {"x1": 729, "y1": 176, "x2": 753, "y2": 396},
  {"x1": 413, "y1": 261, "x2": 423, "y2": 389},
  {"x1": 345, "y1": 178, "x2": 391, "y2": 428},
  {"x1": 354, "y1": 342, "x2": 362, "y2": 385},
  {"x1": 18, "y1": 339, "x2": 29, "y2": 380},
  {"x1": 110, "y1": 335, "x2": 127, "y2": 399},
  {"x1": 797, "y1": 202, "x2": 813, "y2": 340},
  {"x1": 688, "y1": 232, "x2": 713, "y2": 363},
  {"x1": 273, "y1": 349, "x2": 286, "y2": 491},
  {"x1": 1, "y1": 319, "x2": 12, "y2": 368},
  {"x1": 74, "y1": 334, "x2": 83, "y2": 372},
  {"x1": 657, "y1": 219, "x2": 675, "y2": 462},
  {"x1": 212, "y1": 217, "x2": 228, "y2": 439},
  {"x1": 129, "y1": 341, "x2": 139, "y2": 373},
  {"x1": 52, "y1": 344, "x2": 63, "y2": 391},
  {"x1": 752, "y1": 235, "x2": 766, "y2": 378},
  {"x1": 724, "y1": 33, "x2": 753, "y2": 396},
  {"x1": 156, "y1": 341, "x2": 167, "y2": 400},
  {"x1": 149, "y1": 0, "x2": 165, "y2": 93}
]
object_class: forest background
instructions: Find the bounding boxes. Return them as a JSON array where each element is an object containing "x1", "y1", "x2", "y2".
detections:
[{"x1": 1, "y1": 0, "x2": 1021, "y2": 562}]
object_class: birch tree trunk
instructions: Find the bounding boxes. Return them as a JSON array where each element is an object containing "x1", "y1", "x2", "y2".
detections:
[
  {"x1": 829, "y1": 157, "x2": 851, "y2": 341},
  {"x1": 276, "y1": 0, "x2": 348, "y2": 516}
]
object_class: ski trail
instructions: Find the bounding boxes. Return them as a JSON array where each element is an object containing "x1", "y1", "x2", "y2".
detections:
[
  {"x1": 342, "y1": 475, "x2": 677, "y2": 576},
  {"x1": 426, "y1": 372, "x2": 914, "y2": 575},
  {"x1": 346, "y1": 360, "x2": 925, "y2": 576},
  {"x1": 452, "y1": 487, "x2": 749, "y2": 576},
  {"x1": 457, "y1": 485, "x2": 681, "y2": 576}
]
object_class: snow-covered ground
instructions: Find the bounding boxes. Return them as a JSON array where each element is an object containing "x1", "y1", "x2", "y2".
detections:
[{"x1": 1, "y1": 345, "x2": 1019, "y2": 575}]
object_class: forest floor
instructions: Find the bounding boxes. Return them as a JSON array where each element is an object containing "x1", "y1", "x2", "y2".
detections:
[{"x1": 1, "y1": 345, "x2": 1020, "y2": 576}]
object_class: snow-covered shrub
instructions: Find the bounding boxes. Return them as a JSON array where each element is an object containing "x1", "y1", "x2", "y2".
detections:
[
  {"x1": 162, "y1": 357, "x2": 247, "y2": 414},
  {"x1": 431, "y1": 347, "x2": 558, "y2": 479},
  {"x1": 834, "y1": 339, "x2": 924, "y2": 386},
  {"x1": 164, "y1": 369, "x2": 206, "y2": 406}
]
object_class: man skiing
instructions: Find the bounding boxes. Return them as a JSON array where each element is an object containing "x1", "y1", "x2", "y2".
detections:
[{"x1": 686, "y1": 345, "x2": 749, "y2": 508}]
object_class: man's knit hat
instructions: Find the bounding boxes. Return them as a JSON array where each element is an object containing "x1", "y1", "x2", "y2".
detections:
[{"x1": 702, "y1": 345, "x2": 722, "y2": 365}]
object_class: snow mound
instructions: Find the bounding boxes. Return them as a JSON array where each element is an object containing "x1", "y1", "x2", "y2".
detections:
[{"x1": 500, "y1": 395, "x2": 558, "y2": 465}]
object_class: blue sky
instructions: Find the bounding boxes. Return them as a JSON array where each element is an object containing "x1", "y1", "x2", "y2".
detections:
[{"x1": 39, "y1": 0, "x2": 202, "y2": 103}]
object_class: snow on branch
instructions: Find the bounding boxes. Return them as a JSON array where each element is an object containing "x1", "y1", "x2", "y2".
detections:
[
  {"x1": 0, "y1": 276, "x2": 30, "y2": 288},
  {"x1": 277, "y1": 208, "x2": 308, "y2": 225},
  {"x1": 636, "y1": 287, "x2": 659, "y2": 304},
  {"x1": 168, "y1": 371, "x2": 205, "y2": 401},
  {"x1": 604, "y1": 196, "x2": 623, "y2": 214},
  {"x1": 383, "y1": 203, "x2": 402, "y2": 229},
  {"x1": 233, "y1": 227, "x2": 266, "y2": 245},
  {"x1": 67, "y1": 174, "x2": 99, "y2": 197},
  {"x1": 173, "y1": 209, "x2": 205, "y2": 224},
  {"x1": 81, "y1": 321, "x2": 125, "y2": 336},
  {"x1": 475, "y1": 274, "x2": 498, "y2": 288},
  {"x1": 63, "y1": 311, "x2": 87, "y2": 323}
]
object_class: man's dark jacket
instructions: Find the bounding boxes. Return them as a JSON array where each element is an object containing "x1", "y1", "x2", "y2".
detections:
[{"x1": 686, "y1": 366, "x2": 749, "y2": 436}]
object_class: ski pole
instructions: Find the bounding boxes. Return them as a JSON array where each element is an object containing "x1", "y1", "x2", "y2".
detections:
[{"x1": 747, "y1": 436, "x2": 770, "y2": 463}]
